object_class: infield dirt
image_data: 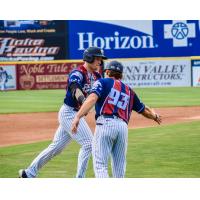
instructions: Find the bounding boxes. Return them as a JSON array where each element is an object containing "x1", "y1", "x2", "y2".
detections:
[{"x1": 0, "y1": 106, "x2": 200, "y2": 147}]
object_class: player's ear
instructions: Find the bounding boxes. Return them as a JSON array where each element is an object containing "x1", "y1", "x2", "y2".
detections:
[{"x1": 105, "y1": 70, "x2": 110, "y2": 76}]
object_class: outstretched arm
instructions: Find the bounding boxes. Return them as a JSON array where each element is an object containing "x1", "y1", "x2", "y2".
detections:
[
  {"x1": 71, "y1": 93, "x2": 98, "y2": 133},
  {"x1": 141, "y1": 106, "x2": 162, "y2": 125}
]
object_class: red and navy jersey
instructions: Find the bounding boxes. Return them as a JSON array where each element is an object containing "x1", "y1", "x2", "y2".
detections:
[
  {"x1": 90, "y1": 78, "x2": 145, "y2": 123},
  {"x1": 64, "y1": 65, "x2": 101, "y2": 109}
]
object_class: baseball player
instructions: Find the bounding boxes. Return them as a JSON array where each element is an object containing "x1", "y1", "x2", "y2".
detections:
[
  {"x1": 71, "y1": 61, "x2": 162, "y2": 178},
  {"x1": 19, "y1": 47, "x2": 107, "y2": 178},
  {"x1": 0, "y1": 67, "x2": 8, "y2": 91}
]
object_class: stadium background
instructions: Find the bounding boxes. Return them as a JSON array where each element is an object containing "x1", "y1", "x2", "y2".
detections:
[{"x1": 0, "y1": 20, "x2": 200, "y2": 177}]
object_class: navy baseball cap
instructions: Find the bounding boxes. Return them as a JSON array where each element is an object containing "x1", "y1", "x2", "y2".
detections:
[
  {"x1": 84, "y1": 47, "x2": 107, "y2": 59},
  {"x1": 104, "y1": 61, "x2": 123, "y2": 73}
]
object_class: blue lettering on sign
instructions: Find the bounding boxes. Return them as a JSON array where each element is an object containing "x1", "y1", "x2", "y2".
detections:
[{"x1": 68, "y1": 20, "x2": 200, "y2": 59}]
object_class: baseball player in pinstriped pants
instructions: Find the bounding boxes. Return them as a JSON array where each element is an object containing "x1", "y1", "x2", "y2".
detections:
[
  {"x1": 19, "y1": 47, "x2": 107, "y2": 178},
  {"x1": 71, "y1": 61, "x2": 162, "y2": 178}
]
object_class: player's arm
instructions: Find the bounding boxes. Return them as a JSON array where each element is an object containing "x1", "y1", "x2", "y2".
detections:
[
  {"x1": 71, "y1": 93, "x2": 98, "y2": 133},
  {"x1": 69, "y1": 83, "x2": 85, "y2": 105},
  {"x1": 68, "y1": 71, "x2": 85, "y2": 105},
  {"x1": 141, "y1": 106, "x2": 162, "y2": 125},
  {"x1": 71, "y1": 79, "x2": 103, "y2": 134},
  {"x1": 76, "y1": 93, "x2": 98, "y2": 118}
]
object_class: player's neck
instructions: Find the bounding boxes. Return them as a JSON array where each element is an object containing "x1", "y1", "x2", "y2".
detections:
[
  {"x1": 109, "y1": 76, "x2": 116, "y2": 80},
  {"x1": 83, "y1": 63, "x2": 93, "y2": 73},
  {"x1": 108, "y1": 76, "x2": 121, "y2": 81}
]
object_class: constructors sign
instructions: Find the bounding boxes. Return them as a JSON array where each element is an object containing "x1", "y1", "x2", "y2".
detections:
[{"x1": 116, "y1": 59, "x2": 191, "y2": 88}]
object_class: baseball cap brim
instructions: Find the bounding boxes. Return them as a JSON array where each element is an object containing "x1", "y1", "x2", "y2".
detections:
[
  {"x1": 94, "y1": 54, "x2": 107, "y2": 59},
  {"x1": 103, "y1": 68, "x2": 122, "y2": 73}
]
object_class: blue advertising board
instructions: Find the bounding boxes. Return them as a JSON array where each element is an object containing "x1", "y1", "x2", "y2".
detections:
[{"x1": 68, "y1": 20, "x2": 200, "y2": 59}]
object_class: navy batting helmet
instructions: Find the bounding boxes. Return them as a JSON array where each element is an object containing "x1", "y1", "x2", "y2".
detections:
[
  {"x1": 104, "y1": 61, "x2": 123, "y2": 73},
  {"x1": 83, "y1": 47, "x2": 107, "y2": 63}
]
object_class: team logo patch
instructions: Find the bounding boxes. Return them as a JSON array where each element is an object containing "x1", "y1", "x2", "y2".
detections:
[
  {"x1": 70, "y1": 71, "x2": 83, "y2": 83},
  {"x1": 72, "y1": 71, "x2": 83, "y2": 80},
  {"x1": 92, "y1": 80, "x2": 102, "y2": 90}
]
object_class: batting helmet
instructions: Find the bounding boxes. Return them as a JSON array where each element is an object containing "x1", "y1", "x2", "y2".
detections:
[
  {"x1": 104, "y1": 61, "x2": 123, "y2": 73},
  {"x1": 83, "y1": 47, "x2": 107, "y2": 63}
]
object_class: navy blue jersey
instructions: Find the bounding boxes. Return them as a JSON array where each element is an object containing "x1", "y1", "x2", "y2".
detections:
[
  {"x1": 64, "y1": 65, "x2": 101, "y2": 109},
  {"x1": 90, "y1": 78, "x2": 145, "y2": 123}
]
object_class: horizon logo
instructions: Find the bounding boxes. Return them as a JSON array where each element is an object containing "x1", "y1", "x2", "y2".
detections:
[
  {"x1": 77, "y1": 31, "x2": 156, "y2": 50},
  {"x1": 164, "y1": 21, "x2": 196, "y2": 47}
]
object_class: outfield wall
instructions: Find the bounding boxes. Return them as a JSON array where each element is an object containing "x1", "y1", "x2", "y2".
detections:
[
  {"x1": 1, "y1": 57, "x2": 200, "y2": 90},
  {"x1": 0, "y1": 60, "x2": 83, "y2": 90},
  {"x1": 1, "y1": 20, "x2": 200, "y2": 90}
]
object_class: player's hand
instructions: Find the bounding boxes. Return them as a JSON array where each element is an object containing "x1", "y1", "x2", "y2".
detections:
[
  {"x1": 154, "y1": 113, "x2": 162, "y2": 125},
  {"x1": 71, "y1": 116, "x2": 80, "y2": 134}
]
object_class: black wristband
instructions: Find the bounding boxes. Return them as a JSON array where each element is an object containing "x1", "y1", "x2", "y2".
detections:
[{"x1": 77, "y1": 95, "x2": 86, "y2": 105}]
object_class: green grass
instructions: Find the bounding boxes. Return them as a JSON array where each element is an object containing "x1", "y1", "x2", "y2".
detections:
[
  {"x1": 0, "y1": 89, "x2": 65, "y2": 114},
  {"x1": 1, "y1": 121, "x2": 200, "y2": 178},
  {"x1": 134, "y1": 87, "x2": 200, "y2": 108},
  {"x1": 127, "y1": 120, "x2": 200, "y2": 177},
  {"x1": 0, "y1": 87, "x2": 200, "y2": 114}
]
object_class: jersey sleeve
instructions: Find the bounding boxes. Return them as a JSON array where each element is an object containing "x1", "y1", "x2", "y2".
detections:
[
  {"x1": 90, "y1": 79, "x2": 104, "y2": 98},
  {"x1": 132, "y1": 93, "x2": 145, "y2": 113},
  {"x1": 68, "y1": 70, "x2": 83, "y2": 86}
]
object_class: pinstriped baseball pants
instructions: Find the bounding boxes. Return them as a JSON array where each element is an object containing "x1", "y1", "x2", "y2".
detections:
[
  {"x1": 25, "y1": 104, "x2": 93, "y2": 178},
  {"x1": 92, "y1": 116, "x2": 128, "y2": 178}
]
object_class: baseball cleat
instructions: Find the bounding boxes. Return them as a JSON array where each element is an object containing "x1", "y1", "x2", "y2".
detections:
[{"x1": 18, "y1": 169, "x2": 28, "y2": 178}]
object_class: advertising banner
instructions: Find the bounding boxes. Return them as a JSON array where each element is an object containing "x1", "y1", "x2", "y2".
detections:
[
  {"x1": 16, "y1": 61, "x2": 83, "y2": 90},
  {"x1": 0, "y1": 65, "x2": 16, "y2": 90},
  {"x1": 0, "y1": 20, "x2": 65, "y2": 35},
  {"x1": 68, "y1": 20, "x2": 200, "y2": 59},
  {"x1": 109, "y1": 59, "x2": 191, "y2": 88},
  {"x1": 191, "y1": 59, "x2": 200, "y2": 87},
  {"x1": 0, "y1": 20, "x2": 67, "y2": 61}
]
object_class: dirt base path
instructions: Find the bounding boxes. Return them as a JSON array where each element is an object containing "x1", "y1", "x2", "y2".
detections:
[{"x1": 0, "y1": 106, "x2": 200, "y2": 147}]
